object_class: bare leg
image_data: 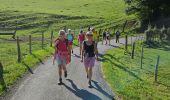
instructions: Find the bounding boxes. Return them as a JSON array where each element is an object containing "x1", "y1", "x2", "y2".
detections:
[
  {"x1": 106, "y1": 38, "x2": 107, "y2": 44},
  {"x1": 58, "y1": 65, "x2": 62, "y2": 78},
  {"x1": 62, "y1": 64, "x2": 67, "y2": 72},
  {"x1": 88, "y1": 67, "x2": 93, "y2": 86},
  {"x1": 85, "y1": 67, "x2": 89, "y2": 78},
  {"x1": 71, "y1": 45, "x2": 73, "y2": 54},
  {"x1": 88, "y1": 67, "x2": 93, "y2": 81},
  {"x1": 58, "y1": 65, "x2": 63, "y2": 84},
  {"x1": 80, "y1": 44, "x2": 82, "y2": 55},
  {"x1": 62, "y1": 64, "x2": 67, "y2": 78}
]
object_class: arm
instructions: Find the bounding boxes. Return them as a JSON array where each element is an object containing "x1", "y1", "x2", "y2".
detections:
[
  {"x1": 53, "y1": 40, "x2": 59, "y2": 64},
  {"x1": 94, "y1": 41, "x2": 99, "y2": 60},
  {"x1": 81, "y1": 41, "x2": 85, "y2": 62},
  {"x1": 78, "y1": 35, "x2": 80, "y2": 42},
  {"x1": 97, "y1": 31, "x2": 100, "y2": 42},
  {"x1": 72, "y1": 33, "x2": 74, "y2": 41}
]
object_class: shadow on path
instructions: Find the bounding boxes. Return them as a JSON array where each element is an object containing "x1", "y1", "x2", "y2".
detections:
[
  {"x1": 63, "y1": 79, "x2": 102, "y2": 100},
  {"x1": 22, "y1": 62, "x2": 34, "y2": 74},
  {"x1": 72, "y1": 54, "x2": 81, "y2": 58},
  {"x1": 32, "y1": 54, "x2": 44, "y2": 64},
  {"x1": 92, "y1": 80, "x2": 115, "y2": 100}
]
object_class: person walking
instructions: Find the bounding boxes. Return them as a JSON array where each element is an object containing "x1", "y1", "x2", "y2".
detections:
[
  {"x1": 81, "y1": 31, "x2": 98, "y2": 87},
  {"x1": 66, "y1": 29, "x2": 74, "y2": 54},
  {"x1": 78, "y1": 30, "x2": 85, "y2": 56},
  {"x1": 91, "y1": 27, "x2": 99, "y2": 60},
  {"x1": 102, "y1": 29, "x2": 107, "y2": 45},
  {"x1": 53, "y1": 30, "x2": 71, "y2": 85},
  {"x1": 106, "y1": 30, "x2": 111, "y2": 45},
  {"x1": 115, "y1": 30, "x2": 120, "y2": 43}
]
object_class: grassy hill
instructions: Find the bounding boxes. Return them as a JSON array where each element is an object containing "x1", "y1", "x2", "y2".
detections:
[{"x1": 0, "y1": 0, "x2": 135, "y2": 95}]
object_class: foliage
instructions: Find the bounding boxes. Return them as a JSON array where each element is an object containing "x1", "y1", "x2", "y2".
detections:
[{"x1": 124, "y1": 0, "x2": 170, "y2": 22}]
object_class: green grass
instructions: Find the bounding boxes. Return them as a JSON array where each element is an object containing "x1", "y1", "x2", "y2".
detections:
[
  {"x1": 0, "y1": 46, "x2": 54, "y2": 94},
  {"x1": 102, "y1": 41, "x2": 170, "y2": 99},
  {"x1": 0, "y1": 0, "x2": 136, "y2": 95},
  {"x1": 0, "y1": 0, "x2": 131, "y2": 19}
]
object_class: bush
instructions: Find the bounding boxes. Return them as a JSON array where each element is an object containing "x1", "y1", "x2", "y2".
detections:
[
  {"x1": 145, "y1": 25, "x2": 170, "y2": 44},
  {"x1": 160, "y1": 26, "x2": 167, "y2": 41},
  {"x1": 153, "y1": 26, "x2": 161, "y2": 41},
  {"x1": 167, "y1": 28, "x2": 170, "y2": 41},
  {"x1": 145, "y1": 25, "x2": 154, "y2": 43}
]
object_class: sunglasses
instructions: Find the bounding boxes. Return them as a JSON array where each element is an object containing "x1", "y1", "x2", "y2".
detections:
[{"x1": 60, "y1": 33, "x2": 65, "y2": 36}]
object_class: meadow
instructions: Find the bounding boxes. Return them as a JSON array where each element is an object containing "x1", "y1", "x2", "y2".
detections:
[
  {"x1": 0, "y1": 0, "x2": 135, "y2": 95},
  {"x1": 102, "y1": 40, "x2": 170, "y2": 99}
]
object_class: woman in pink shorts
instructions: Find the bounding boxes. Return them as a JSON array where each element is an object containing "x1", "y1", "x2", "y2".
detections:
[{"x1": 81, "y1": 31, "x2": 98, "y2": 87}]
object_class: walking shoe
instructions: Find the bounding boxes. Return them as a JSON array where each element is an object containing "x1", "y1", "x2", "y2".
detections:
[
  {"x1": 88, "y1": 80, "x2": 93, "y2": 88},
  {"x1": 58, "y1": 78, "x2": 63, "y2": 85},
  {"x1": 88, "y1": 80, "x2": 91, "y2": 86}
]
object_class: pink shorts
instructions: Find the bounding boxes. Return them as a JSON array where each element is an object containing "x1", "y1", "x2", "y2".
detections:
[{"x1": 84, "y1": 57, "x2": 95, "y2": 67}]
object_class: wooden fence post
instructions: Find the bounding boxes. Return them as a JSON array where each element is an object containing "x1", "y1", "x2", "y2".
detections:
[
  {"x1": 122, "y1": 20, "x2": 127, "y2": 33},
  {"x1": 125, "y1": 35, "x2": 128, "y2": 50},
  {"x1": 29, "y1": 35, "x2": 32, "y2": 54},
  {"x1": 64, "y1": 26, "x2": 67, "y2": 32},
  {"x1": 88, "y1": 26, "x2": 90, "y2": 31},
  {"x1": 155, "y1": 55, "x2": 160, "y2": 82},
  {"x1": 17, "y1": 36, "x2": 21, "y2": 63},
  {"x1": 0, "y1": 62, "x2": 6, "y2": 89},
  {"x1": 0, "y1": 62, "x2": 4, "y2": 83},
  {"x1": 140, "y1": 45, "x2": 144, "y2": 69},
  {"x1": 41, "y1": 32, "x2": 44, "y2": 49},
  {"x1": 131, "y1": 36, "x2": 132, "y2": 44},
  {"x1": 131, "y1": 42, "x2": 135, "y2": 59},
  {"x1": 50, "y1": 31, "x2": 53, "y2": 47}
]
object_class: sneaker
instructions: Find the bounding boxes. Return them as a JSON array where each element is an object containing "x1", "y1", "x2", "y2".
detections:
[
  {"x1": 88, "y1": 80, "x2": 91, "y2": 86},
  {"x1": 58, "y1": 78, "x2": 63, "y2": 85},
  {"x1": 64, "y1": 71, "x2": 67, "y2": 78},
  {"x1": 88, "y1": 81, "x2": 93, "y2": 88}
]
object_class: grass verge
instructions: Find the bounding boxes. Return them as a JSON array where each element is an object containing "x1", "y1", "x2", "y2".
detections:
[{"x1": 102, "y1": 41, "x2": 170, "y2": 100}]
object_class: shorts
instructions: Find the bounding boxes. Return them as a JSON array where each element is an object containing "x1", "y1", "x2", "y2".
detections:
[
  {"x1": 79, "y1": 41, "x2": 83, "y2": 47},
  {"x1": 84, "y1": 57, "x2": 95, "y2": 67},
  {"x1": 68, "y1": 41, "x2": 72, "y2": 46},
  {"x1": 107, "y1": 36, "x2": 110, "y2": 40},
  {"x1": 56, "y1": 54, "x2": 66, "y2": 66}
]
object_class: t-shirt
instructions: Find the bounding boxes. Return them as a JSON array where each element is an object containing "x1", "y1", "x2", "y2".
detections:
[
  {"x1": 78, "y1": 34, "x2": 85, "y2": 42},
  {"x1": 67, "y1": 33, "x2": 73, "y2": 41},
  {"x1": 106, "y1": 32, "x2": 110, "y2": 37},
  {"x1": 116, "y1": 31, "x2": 120, "y2": 36},
  {"x1": 103, "y1": 32, "x2": 106, "y2": 37},
  {"x1": 92, "y1": 31, "x2": 99, "y2": 41}
]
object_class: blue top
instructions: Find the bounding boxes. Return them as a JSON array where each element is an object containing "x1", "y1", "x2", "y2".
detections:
[{"x1": 67, "y1": 34, "x2": 73, "y2": 41}]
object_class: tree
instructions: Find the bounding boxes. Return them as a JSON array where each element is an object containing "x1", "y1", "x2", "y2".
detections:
[{"x1": 124, "y1": 0, "x2": 170, "y2": 22}]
